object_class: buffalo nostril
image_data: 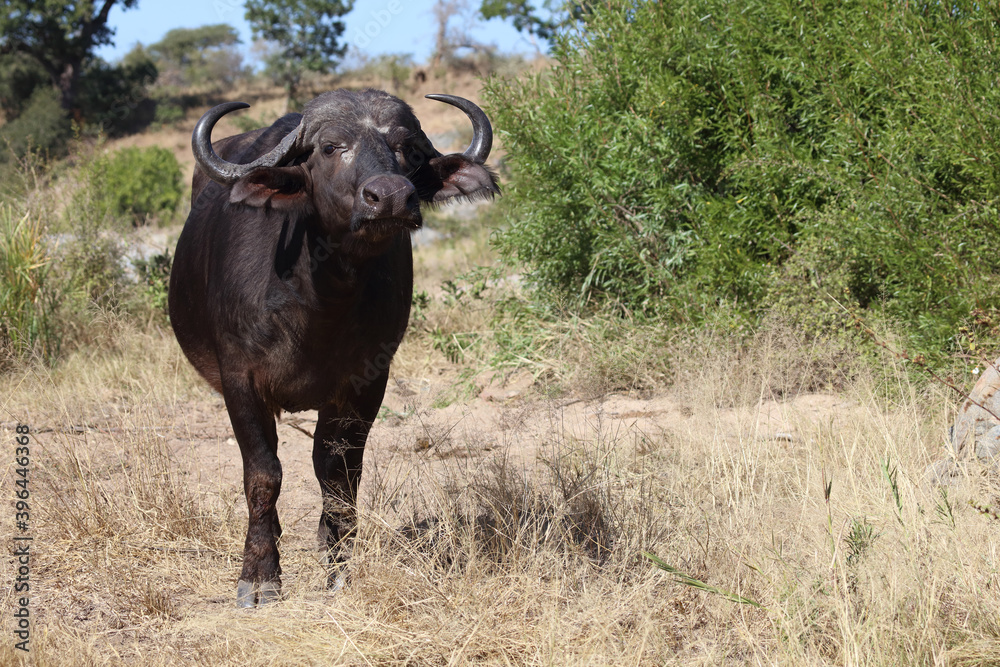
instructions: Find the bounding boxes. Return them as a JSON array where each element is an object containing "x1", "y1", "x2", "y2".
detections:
[{"x1": 358, "y1": 176, "x2": 417, "y2": 217}]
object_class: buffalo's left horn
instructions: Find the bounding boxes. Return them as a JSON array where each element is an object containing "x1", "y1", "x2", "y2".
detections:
[
  {"x1": 425, "y1": 94, "x2": 493, "y2": 164},
  {"x1": 192, "y1": 102, "x2": 303, "y2": 185}
]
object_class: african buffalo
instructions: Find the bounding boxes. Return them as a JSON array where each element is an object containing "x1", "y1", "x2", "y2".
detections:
[{"x1": 168, "y1": 89, "x2": 498, "y2": 607}]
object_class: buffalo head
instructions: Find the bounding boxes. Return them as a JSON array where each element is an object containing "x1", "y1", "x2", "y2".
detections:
[{"x1": 192, "y1": 89, "x2": 498, "y2": 251}]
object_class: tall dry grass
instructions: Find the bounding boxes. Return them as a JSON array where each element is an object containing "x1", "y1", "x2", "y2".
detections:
[
  {"x1": 3, "y1": 304, "x2": 999, "y2": 665},
  {"x1": 2, "y1": 205, "x2": 999, "y2": 665}
]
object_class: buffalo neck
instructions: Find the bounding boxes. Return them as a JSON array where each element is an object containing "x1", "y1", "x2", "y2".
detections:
[{"x1": 272, "y1": 213, "x2": 411, "y2": 306}]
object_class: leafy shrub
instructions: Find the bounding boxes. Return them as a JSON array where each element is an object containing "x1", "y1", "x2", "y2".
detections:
[
  {"x1": 0, "y1": 86, "x2": 71, "y2": 163},
  {"x1": 76, "y1": 55, "x2": 158, "y2": 136},
  {"x1": 0, "y1": 205, "x2": 55, "y2": 365},
  {"x1": 152, "y1": 101, "x2": 184, "y2": 126},
  {"x1": 484, "y1": 0, "x2": 1000, "y2": 356},
  {"x1": 230, "y1": 110, "x2": 279, "y2": 135},
  {"x1": 130, "y1": 251, "x2": 172, "y2": 319},
  {"x1": 0, "y1": 53, "x2": 50, "y2": 121},
  {"x1": 0, "y1": 147, "x2": 178, "y2": 369},
  {"x1": 86, "y1": 146, "x2": 183, "y2": 226}
]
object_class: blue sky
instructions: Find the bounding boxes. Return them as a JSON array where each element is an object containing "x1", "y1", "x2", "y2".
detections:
[{"x1": 94, "y1": 0, "x2": 545, "y2": 65}]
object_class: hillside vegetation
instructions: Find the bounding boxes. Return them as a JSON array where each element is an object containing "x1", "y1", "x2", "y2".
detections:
[{"x1": 486, "y1": 0, "x2": 1000, "y2": 363}]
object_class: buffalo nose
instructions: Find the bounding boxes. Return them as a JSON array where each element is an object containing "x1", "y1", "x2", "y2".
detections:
[{"x1": 358, "y1": 175, "x2": 418, "y2": 219}]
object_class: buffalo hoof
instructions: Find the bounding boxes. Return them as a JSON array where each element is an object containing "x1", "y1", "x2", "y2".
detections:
[
  {"x1": 236, "y1": 579, "x2": 282, "y2": 608},
  {"x1": 328, "y1": 572, "x2": 347, "y2": 594},
  {"x1": 320, "y1": 555, "x2": 350, "y2": 593}
]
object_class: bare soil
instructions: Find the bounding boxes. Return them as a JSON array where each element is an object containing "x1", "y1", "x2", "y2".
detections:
[{"x1": 100, "y1": 369, "x2": 860, "y2": 584}]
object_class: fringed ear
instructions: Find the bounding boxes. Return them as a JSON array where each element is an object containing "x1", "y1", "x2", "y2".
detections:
[
  {"x1": 229, "y1": 166, "x2": 313, "y2": 212},
  {"x1": 416, "y1": 154, "x2": 500, "y2": 203}
]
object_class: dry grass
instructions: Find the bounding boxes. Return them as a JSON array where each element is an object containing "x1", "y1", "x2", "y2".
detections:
[{"x1": 3, "y1": 222, "x2": 1000, "y2": 665}]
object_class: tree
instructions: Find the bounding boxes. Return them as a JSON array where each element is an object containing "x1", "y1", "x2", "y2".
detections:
[
  {"x1": 431, "y1": 0, "x2": 468, "y2": 69},
  {"x1": 0, "y1": 52, "x2": 49, "y2": 121},
  {"x1": 0, "y1": 0, "x2": 140, "y2": 111},
  {"x1": 150, "y1": 24, "x2": 240, "y2": 66},
  {"x1": 479, "y1": 0, "x2": 557, "y2": 40},
  {"x1": 148, "y1": 24, "x2": 245, "y2": 88},
  {"x1": 478, "y1": 0, "x2": 589, "y2": 44},
  {"x1": 74, "y1": 51, "x2": 157, "y2": 135},
  {"x1": 245, "y1": 0, "x2": 354, "y2": 103}
]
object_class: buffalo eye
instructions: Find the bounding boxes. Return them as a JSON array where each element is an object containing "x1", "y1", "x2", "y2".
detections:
[
  {"x1": 322, "y1": 144, "x2": 336, "y2": 156},
  {"x1": 407, "y1": 148, "x2": 427, "y2": 167}
]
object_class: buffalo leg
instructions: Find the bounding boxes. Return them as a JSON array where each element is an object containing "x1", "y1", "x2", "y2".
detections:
[
  {"x1": 221, "y1": 372, "x2": 283, "y2": 607},
  {"x1": 313, "y1": 374, "x2": 388, "y2": 580}
]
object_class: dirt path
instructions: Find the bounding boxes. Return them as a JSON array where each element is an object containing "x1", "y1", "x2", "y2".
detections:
[{"x1": 151, "y1": 372, "x2": 854, "y2": 559}]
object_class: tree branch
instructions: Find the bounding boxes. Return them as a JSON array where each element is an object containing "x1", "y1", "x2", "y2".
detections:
[{"x1": 79, "y1": 0, "x2": 119, "y2": 49}]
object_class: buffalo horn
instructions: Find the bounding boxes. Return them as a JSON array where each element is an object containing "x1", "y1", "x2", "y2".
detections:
[
  {"x1": 192, "y1": 102, "x2": 302, "y2": 185},
  {"x1": 425, "y1": 94, "x2": 493, "y2": 164}
]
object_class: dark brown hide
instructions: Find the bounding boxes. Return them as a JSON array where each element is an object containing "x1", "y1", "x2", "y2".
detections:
[{"x1": 168, "y1": 89, "x2": 497, "y2": 606}]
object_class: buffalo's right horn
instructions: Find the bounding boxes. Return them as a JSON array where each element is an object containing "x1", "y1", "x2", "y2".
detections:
[
  {"x1": 192, "y1": 102, "x2": 302, "y2": 185},
  {"x1": 425, "y1": 94, "x2": 493, "y2": 164}
]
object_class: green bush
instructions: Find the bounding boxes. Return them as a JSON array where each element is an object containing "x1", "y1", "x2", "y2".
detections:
[
  {"x1": 1, "y1": 147, "x2": 178, "y2": 369},
  {"x1": 484, "y1": 1, "x2": 1000, "y2": 356},
  {"x1": 87, "y1": 146, "x2": 183, "y2": 225},
  {"x1": 0, "y1": 205, "x2": 56, "y2": 365},
  {"x1": 152, "y1": 101, "x2": 185, "y2": 126},
  {"x1": 75, "y1": 55, "x2": 158, "y2": 136},
  {"x1": 0, "y1": 86, "x2": 71, "y2": 163},
  {"x1": 130, "y1": 251, "x2": 172, "y2": 319},
  {"x1": 0, "y1": 53, "x2": 50, "y2": 120}
]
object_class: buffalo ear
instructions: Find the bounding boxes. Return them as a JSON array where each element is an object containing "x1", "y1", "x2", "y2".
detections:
[
  {"x1": 229, "y1": 166, "x2": 312, "y2": 211},
  {"x1": 421, "y1": 154, "x2": 500, "y2": 203}
]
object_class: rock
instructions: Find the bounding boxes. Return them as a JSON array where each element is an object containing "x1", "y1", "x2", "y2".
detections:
[
  {"x1": 925, "y1": 458, "x2": 962, "y2": 487},
  {"x1": 951, "y1": 358, "x2": 1000, "y2": 461},
  {"x1": 976, "y1": 424, "x2": 1000, "y2": 462},
  {"x1": 927, "y1": 358, "x2": 1000, "y2": 486}
]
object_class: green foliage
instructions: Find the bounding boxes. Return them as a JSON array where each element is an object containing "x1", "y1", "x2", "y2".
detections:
[
  {"x1": 229, "y1": 110, "x2": 281, "y2": 135},
  {"x1": 0, "y1": 87, "x2": 71, "y2": 162},
  {"x1": 1, "y1": 190, "x2": 125, "y2": 367},
  {"x1": 152, "y1": 101, "x2": 184, "y2": 126},
  {"x1": 149, "y1": 24, "x2": 239, "y2": 64},
  {"x1": 644, "y1": 552, "x2": 763, "y2": 608},
  {"x1": 484, "y1": 0, "x2": 1000, "y2": 356},
  {"x1": 0, "y1": 0, "x2": 140, "y2": 110},
  {"x1": 1, "y1": 2, "x2": 153, "y2": 156},
  {"x1": 75, "y1": 54, "x2": 158, "y2": 135},
  {"x1": 85, "y1": 147, "x2": 183, "y2": 226},
  {"x1": 0, "y1": 205, "x2": 55, "y2": 365},
  {"x1": 147, "y1": 25, "x2": 246, "y2": 88},
  {"x1": 0, "y1": 146, "x2": 180, "y2": 369},
  {"x1": 130, "y1": 251, "x2": 172, "y2": 318},
  {"x1": 844, "y1": 520, "x2": 879, "y2": 567},
  {"x1": 480, "y1": 0, "x2": 559, "y2": 39},
  {"x1": 0, "y1": 52, "x2": 49, "y2": 119},
  {"x1": 245, "y1": 0, "x2": 354, "y2": 99},
  {"x1": 479, "y1": 0, "x2": 587, "y2": 41}
]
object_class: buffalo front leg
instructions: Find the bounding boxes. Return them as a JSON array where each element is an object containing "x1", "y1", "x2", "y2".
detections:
[
  {"x1": 313, "y1": 375, "x2": 387, "y2": 583},
  {"x1": 221, "y1": 372, "x2": 283, "y2": 607}
]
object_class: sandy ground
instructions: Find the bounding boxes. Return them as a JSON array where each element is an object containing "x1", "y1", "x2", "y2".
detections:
[{"x1": 111, "y1": 370, "x2": 856, "y2": 568}]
